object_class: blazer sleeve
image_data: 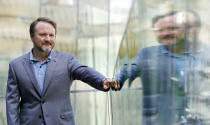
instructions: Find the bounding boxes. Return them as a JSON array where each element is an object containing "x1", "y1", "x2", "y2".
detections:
[
  {"x1": 128, "y1": 50, "x2": 142, "y2": 85},
  {"x1": 115, "y1": 63, "x2": 128, "y2": 89},
  {"x1": 6, "y1": 63, "x2": 20, "y2": 125},
  {"x1": 68, "y1": 55, "x2": 106, "y2": 91}
]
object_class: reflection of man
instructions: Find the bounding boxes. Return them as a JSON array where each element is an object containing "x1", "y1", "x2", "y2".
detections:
[
  {"x1": 117, "y1": 10, "x2": 205, "y2": 125},
  {"x1": 6, "y1": 17, "x2": 120, "y2": 125}
]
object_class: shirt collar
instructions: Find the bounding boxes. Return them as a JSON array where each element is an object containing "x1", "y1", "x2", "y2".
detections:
[
  {"x1": 159, "y1": 45, "x2": 193, "y2": 58},
  {"x1": 30, "y1": 49, "x2": 53, "y2": 63},
  {"x1": 159, "y1": 45, "x2": 169, "y2": 54}
]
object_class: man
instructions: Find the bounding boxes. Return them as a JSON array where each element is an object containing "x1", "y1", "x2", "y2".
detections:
[
  {"x1": 117, "y1": 10, "x2": 207, "y2": 125},
  {"x1": 6, "y1": 17, "x2": 120, "y2": 125}
]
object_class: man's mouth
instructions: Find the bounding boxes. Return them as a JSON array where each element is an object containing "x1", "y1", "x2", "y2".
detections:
[
  {"x1": 42, "y1": 43, "x2": 51, "y2": 46},
  {"x1": 162, "y1": 35, "x2": 176, "y2": 40}
]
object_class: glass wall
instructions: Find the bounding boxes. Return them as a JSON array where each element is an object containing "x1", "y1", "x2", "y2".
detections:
[
  {"x1": 2, "y1": 0, "x2": 210, "y2": 125},
  {"x1": 113, "y1": 0, "x2": 210, "y2": 125}
]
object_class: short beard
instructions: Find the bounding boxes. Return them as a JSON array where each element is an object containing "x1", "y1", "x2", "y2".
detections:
[
  {"x1": 162, "y1": 40, "x2": 178, "y2": 47},
  {"x1": 38, "y1": 46, "x2": 52, "y2": 53}
]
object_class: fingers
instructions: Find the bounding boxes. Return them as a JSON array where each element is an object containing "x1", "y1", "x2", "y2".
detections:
[
  {"x1": 111, "y1": 80, "x2": 120, "y2": 91},
  {"x1": 102, "y1": 78, "x2": 120, "y2": 91},
  {"x1": 103, "y1": 82, "x2": 110, "y2": 90},
  {"x1": 101, "y1": 79, "x2": 111, "y2": 91}
]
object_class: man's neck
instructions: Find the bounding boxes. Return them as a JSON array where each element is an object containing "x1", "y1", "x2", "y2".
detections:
[
  {"x1": 165, "y1": 40, "x2": 200, "y2": 55},
  {"x1": 32, "y1": 48, "x2": 50, "y2": 62},
  {"x1": 165, "y1": 45, "x2": 186, "y2": 54}
]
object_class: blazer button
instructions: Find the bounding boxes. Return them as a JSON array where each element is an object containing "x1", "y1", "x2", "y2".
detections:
[
  {"x1": 39, "y1": 115, "x2": 42, "y2": 119},
  {"x1": 61, "y1": 115, "x2": 65, "y2": 119},
  {"x1": 41, "y1": 100, "x2": 45, "y2": 104}
]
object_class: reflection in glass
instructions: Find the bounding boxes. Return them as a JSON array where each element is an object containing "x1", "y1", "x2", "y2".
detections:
[{"x1": 116, "y1": 8, "x2": 210, "y2": 125}]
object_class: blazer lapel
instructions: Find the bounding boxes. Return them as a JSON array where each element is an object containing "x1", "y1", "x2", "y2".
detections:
[
  {"x1": 42, "y1": 52, "x2": 58, "y2": 96},
  {"x1": 22, "y1": 53, "x2": 42, "y2": 96}
]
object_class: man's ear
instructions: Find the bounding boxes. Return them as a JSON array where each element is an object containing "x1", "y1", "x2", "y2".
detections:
[{"x1": 30, "y1": 35, "x2": 34, "y2": 41}]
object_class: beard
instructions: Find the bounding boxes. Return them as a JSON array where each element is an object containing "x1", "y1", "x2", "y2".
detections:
[
  {"x1": 159, "y1": 34, "x2": 186, "y2": 47},
  {"x1": 39, "y1": 45, "x2": 52, "y2": 52},
  {"x1": 36, "y1": 43, "x2": 53, "y2": 53},
  {"x1": 160, "y1": 35, "x2": 176, "y2": 44},
  {"x1": 32, "y1": 39, "x2": 54, "y2": 53},
  {"x1": 161, "y1": 40, "x2": 178, "y2": 47}
]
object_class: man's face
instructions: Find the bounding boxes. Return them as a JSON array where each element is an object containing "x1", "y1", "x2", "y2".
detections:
[
  {"x1": 31, "y1": 21, "x2": 56, "y2": 53},
  {"x1": 153, "y1": 15, "x2": 186, "y2": 46}
]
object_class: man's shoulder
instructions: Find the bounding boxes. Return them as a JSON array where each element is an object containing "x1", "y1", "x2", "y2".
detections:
[
  {"x1": 53, "y1": 51, "x2": 75, "y2": 59},
  {"x1": 9, "y1": 52, "x2": 29, "y2": 65},
  {"x1": 142, "y1": 45, "x2": 160, "y2": 51},
  {"x1": 137, "y1": 45, "x2": 161, "y2": 55}
]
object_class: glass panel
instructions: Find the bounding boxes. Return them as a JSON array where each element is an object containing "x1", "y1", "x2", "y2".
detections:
[
  {"x1": 112, "y1": 0, "x2": 142, "y2": 125},
  {"x1": 71, "y1": 91, "x2": 109, "y2": 125},
  {"x1": 113, "y1": 0, "x2": 210, "y2": 125},
  {"x1": 0, "y1": 98, "x2": 6, "y2": 125},
  {"x1": 4, "y1": 0, "x2": 210, "y2": 125}
]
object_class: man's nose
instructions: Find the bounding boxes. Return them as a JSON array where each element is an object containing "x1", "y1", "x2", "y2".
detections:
[{"x1": 44, "y1": 35, "x2": 51, "y2": 41}]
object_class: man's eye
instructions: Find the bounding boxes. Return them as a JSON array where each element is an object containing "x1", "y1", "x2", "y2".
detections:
[
  {"x1": 152, "y1": 28, "x2": 164, "y2": 32},
  {"x1": 50, "y1": 35, "x2": 55, "y2": 38},
  {"x1": 39, "y1": 34, "x2": 46, "y2": 36},
  {"x1": 158, "y1": 29, "x2": 164, "y2": 32},
  {"x1": 169, "y1": 27, "x2": 177, "y2": 29},
  {"x1": 168, "y1": 27, "x2": 180, "y2": 30}
]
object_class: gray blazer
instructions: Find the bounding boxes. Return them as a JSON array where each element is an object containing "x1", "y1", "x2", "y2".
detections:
[{"x1": 6, "y1": 51, "x2": 106, "y2": 125}]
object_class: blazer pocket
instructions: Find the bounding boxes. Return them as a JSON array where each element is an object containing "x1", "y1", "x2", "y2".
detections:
[
  {"x1": 60, "y1": 111, "x2": 74, "y2": 121},
  {"x1": 20, "y1": 111, "x2": 31, "y2": 123}
]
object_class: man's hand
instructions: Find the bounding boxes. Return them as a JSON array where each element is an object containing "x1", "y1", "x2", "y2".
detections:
[{"x1": 101, "y1": 78, "x2": 120, "y2": 91}]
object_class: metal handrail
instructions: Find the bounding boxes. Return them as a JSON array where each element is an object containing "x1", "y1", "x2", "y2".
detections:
[{"x1": 0, "y1": 87, "x2": 142, "y2": 99}]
